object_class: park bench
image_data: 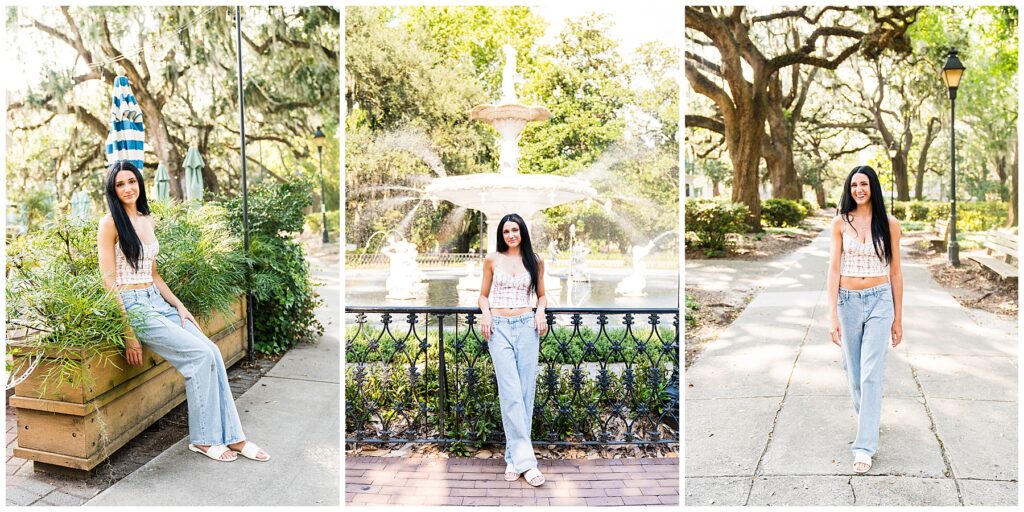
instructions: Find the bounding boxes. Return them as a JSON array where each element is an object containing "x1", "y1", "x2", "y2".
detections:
[
  {"x1": 966, "y1": 230, "x2": 1018, "y2": 280},
  {"x1": 926, "y1": 218, "x2": 950, "y2": 250}
]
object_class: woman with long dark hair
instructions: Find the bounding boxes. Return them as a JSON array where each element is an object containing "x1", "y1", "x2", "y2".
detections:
[
  {"x1": 478, "y1": 213, "x2": 548, "y2": 487},
  {"x1": 826, "y1": 165, "x2": 903, "y2": 474},
  {"x1": 97, "y1": 160, "x2": 269, "y2": 463}
]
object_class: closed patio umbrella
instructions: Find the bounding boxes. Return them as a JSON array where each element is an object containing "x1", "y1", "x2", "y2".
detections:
[
  {"x1": 183, "y1": 147, "x2": 205, "y2": 202},
  {"x1": 105, "y1": 75, "x2": 145, "y2": 172},
  {"x1": 154, "y1": 163, "x2": 171, "y2": 201}
]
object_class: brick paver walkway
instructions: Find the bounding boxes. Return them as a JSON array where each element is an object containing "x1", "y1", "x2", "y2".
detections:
[{"x1": 346, "y1": 455, "x2": 679, "y2": 506}]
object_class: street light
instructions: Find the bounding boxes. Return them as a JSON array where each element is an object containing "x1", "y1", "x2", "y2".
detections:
[
  {"x1": 942, "y1": 48, "x2": 965, "y2": 267},
  {"x1": 887, "y1": 141, "x2": 898, "y2": 215},
  {"x1": 313, "y1": 126, "x2": 329, "y2": 244}
]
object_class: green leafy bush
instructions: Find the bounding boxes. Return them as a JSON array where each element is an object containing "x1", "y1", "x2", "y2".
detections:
[
  {"x1": 891, "y1": 201, "x2": 908, "y2": 221},
  {"x1": 305, "y1": 210, "x2": 340, "y2": 234},
  {"x1": 219, "y1": 181, "x2": 324, "y2": 354},
  {"x1": 798, "y1": 198, "x2": 815, "y2": 215},
  {"x1": 685, "y1": 199, "x2": 750, "y2": 252},
  {"x1": 761, "y1": 198, "x2": 807, "y2": 227},
  {"x1": 908, "y1": 201, "x2": 930, "y2": 221},
  {"x1": 6, "y1": 205, "x2": 245, "y2": 390}
]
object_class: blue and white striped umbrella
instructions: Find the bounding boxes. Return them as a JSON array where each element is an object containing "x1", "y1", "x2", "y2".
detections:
[{"x1": 105, "y1": 75, "x2": 145, "y2": 172}]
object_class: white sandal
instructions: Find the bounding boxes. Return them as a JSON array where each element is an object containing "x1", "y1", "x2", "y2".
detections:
[
  {"x1": 853, "y1": 452, "x2": 872, "y2": 473},
  {"x1": 504, "y1": 464, "x2": 519, "y2": 482},
  {"x1": 524, "y1": 467, "x2": 545, "y2": 487},
  {"x1": 188, "y1": 444, "x2": 236, "y2": 462},
  {"x1": 235, "y1": 441, "x2": 271, "y2": 462}
]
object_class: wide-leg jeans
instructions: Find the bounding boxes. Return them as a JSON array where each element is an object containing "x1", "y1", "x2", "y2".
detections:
[
  {"x1": 488, "y1": 312, "x2": 540, "y2": 474},
  {"x1": 121, "y1": 285, "x2": 245, "y2": 446},
  {"x1": 837, "y1": 282, "x2": 895, "y2": 458}
]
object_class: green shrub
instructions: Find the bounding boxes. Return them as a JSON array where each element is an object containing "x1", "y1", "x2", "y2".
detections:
[
  {"x1": 908, "y1": 201, "x2": 930, "y2": 221},
  {"x1": 761, "y1": 198, "x2": 807, "y2": 227},
  {"x1": 6, "y1": 205, "x2": 245, "y2": 391},
  {"x1": 305, "y1": 210, "x2": 340, "y2": 234},
  {"x1": 685, "y1": 199, "x2": 750, "y2": 252},
  {"x1": 798, "y1": 198, "x2": 815, "y2": 215},
  {"x1": 218, "y1": 181, "x2": 324, "y2": 355},
  {"x1": 825, "y1": 200, "x2": 837, "y2": 209},
  {"x1": 891, "y1": 201, "x2": 908, "y2": 221}
]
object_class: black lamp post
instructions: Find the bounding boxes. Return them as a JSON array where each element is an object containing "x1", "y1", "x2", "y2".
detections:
[
  {"x1": 887, "y1": 141, "x2": 897, "y2": 215},
  {"x1": 313, "y1": 127, "x2": 329, "y2": 244},
  {"x1": 942, "y1": 48, "x2": 965, "y2": 267}
]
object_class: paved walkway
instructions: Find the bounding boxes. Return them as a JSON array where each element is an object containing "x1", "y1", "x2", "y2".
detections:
[
  {"x1": 685, "y1": 228, "x2": 1017, "y2": 506},
  {"x1": 84, "y1": 252, "x2": 341, "y2": 506},
  {"x1": 346, "y1": 455, "x2": 678, "y2": 506}
]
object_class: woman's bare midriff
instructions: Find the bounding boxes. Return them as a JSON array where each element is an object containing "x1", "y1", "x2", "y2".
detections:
[
  {"x1": 840, "y1": 275, "x2": 889, "y2": 290},
  {"x1": 492, "y1": 307, "x2": 533, "y2": 317},
  {"x1": 117, "y1": 281, "x2": 155, "y2": 291}
]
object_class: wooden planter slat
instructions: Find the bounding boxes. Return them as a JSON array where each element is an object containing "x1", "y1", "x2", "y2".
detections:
[
  {"x1": 12, "y1": 301, "x2": 244, "y2": 404},
  {"x1": 10, "y1": 297, "x2": 247, "y2": 472}
]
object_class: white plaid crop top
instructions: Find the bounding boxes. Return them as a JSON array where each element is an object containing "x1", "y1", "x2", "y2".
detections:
[
  {"x1": 115, "y1": 239, "x2": 158, "y2": 286},
  {"x1": 840, "y1": 231, "x2": 889, "y2": 277},
  {"x1": 489, "y1": 268, "x2": 534, "y2": 308}
]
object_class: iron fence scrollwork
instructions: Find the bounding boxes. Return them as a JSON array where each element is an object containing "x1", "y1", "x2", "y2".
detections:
[{"x1": 345, "y1": 306, "x2": 679, "y2": 447}]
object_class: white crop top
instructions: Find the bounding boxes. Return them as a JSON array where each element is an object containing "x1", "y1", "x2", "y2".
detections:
[
  {"x1": 489, "y1": 268, "x2": 535, "y2": 308},
  {"x1": 115, "y1": 239, "x2": 158, "y2": 286},
  {"x1": 840, "y1": 231, "x2": 889, "y2": 277}
]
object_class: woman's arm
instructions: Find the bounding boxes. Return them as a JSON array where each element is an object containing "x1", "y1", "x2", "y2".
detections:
[
  {"x1": 827, "y1": 216, "x2": 844, "y2": 346},
  {"x1": 888, "y1": 216, "x2": 904, "y2": 347},
  {"x1": 534, "y1": 256, "x2": 548, "y2": 336},
  {"x1": 477, "y1": 255, "x2": 494, "y2": 340},
  {"x1": 98, "y1": 217, "x2": 143, "y2": 366}
]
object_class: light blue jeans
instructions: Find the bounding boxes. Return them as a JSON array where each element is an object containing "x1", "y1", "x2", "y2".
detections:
[
  {"x1": 837, "y1": 282, "x2": 894, "y2": 458},
  {"x1": 488, "y1": 312, "x2": 540, "y2": 473},
  {"x1": 121, "y1": 285, "x2": 245, "y2": 446}
]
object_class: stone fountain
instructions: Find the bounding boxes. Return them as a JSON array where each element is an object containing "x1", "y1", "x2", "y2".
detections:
[
  {"x1": 615, "y1": 231, "x2": 676, "y2": 297},
  {"x1": 425, "y1": 45, "x2": 597, "y2": 252},
  {"x1": 382, "y1": 235, "x2": 427, "y2": 300}
]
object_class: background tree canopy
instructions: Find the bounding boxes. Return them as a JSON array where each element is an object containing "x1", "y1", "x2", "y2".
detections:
[
  {"x1": 345, "y1": 6, "x2": 679, "y2": 254},
  {"x1": 6, "y1": 6, "x2": 340, "y2": 214},
  {"x1": 686, "y1": 6, "x2": 1018, "y2": 228}
]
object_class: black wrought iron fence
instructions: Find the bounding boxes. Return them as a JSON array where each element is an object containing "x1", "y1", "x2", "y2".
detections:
[{"x1": 345, "y1": 306, "x2": 679, "y2": 448}]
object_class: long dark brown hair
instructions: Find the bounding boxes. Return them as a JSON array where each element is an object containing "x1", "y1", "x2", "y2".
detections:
[
  {"x1": 495, "y1": 213, "x2": 540, "y2": 295},
  {"x1": 838, "y1": 165, "x2": 892, "y2": 265},
  {"x1": 104, "y1": 161, "x2": 151, "y2": 270}
]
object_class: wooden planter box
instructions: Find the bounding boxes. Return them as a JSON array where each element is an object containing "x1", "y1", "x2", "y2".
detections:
[{"x1": 9, "y1": 298, "x2": 247, "y2": 472}]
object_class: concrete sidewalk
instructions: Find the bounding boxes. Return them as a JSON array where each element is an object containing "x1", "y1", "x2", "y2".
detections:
[
  {"x1": 86, "y1": 254, "x2": 341, "y2": 506},
  {"x1": 346, "y1": 456, "x2": 678, "y2": 506},
  {"x1": 685, "y1": 228, "x2": 1017, "y2": 506}
]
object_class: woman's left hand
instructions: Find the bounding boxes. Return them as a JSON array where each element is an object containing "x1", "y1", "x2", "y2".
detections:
[
  {"x1": 535, "y1": 313, "x2": 548, "y2": 337},
  {"x1": 177, "y1": 304, "x2": 198, "y2": 328},
  {"x1": 891, "y1": 320, "x2": 903, "y2": 347}
]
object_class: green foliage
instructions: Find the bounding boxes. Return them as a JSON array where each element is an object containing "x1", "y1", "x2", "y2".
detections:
[
  {"x1": 685, "y1": 294, "x2": 699, "y2": 329},
  {"x1": 218, "y1": 181, "x2": 323, "y2": 354},
  {"x1": 305, "y1": 210, "x2": 340, "y2": 234},
  {"x1": 901, "y1": 201, "x2": 1007, "y2": 232},
  {"x1": 890, "y1": 201, "x2": 908, "y2": 221},
  {"x1": 151, "y1": 202, "x2": 247, "y2": 322},
  {"x1": 684, "y1": 199, "x2": 750, "y2": 252},
  {"x1": 760, "y1": 198, "x2": 808, "y2": 228},
  {"x1": 907, "y1": 201, "x2": 931, "y2": 221},
  {"x1": 6, "y1": 205, "x2": 244, "y2": 391},
  {"x1": 797, "y1": 198, "x2": 815, "y2": 215}
]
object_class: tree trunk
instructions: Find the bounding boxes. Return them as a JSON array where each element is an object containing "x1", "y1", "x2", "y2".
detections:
[
  {"x1": 914, "y1": 118, "x2": 940, "y2": 200},
  {"x1": 712, "y1": 180, "x2": 720, "y2": 197},
  {"x1": 1009, "y1": 137, "x2": 1018, "y2": 227},
  {"x1": 765, "y1": 80, "x2": 802, "y2": 199},
  {"x1": 814, "y1": 181, "x2": 827, "y2": 210},
  {"x1": 727, "y1": 101, "x2": 766, "y2": 230}
]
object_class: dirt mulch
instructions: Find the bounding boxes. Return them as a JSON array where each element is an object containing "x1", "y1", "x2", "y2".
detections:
[
  {"x1": 903, "y1": 233, "x2": 1018, "y2": 318},
  {"x1": 687, "y1": 212, "x2": 831, "y2": 261}
]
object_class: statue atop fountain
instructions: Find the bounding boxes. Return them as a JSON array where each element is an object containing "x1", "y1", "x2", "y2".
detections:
[
  {"x1": 615, "y1": 231, "x2": 674, "y2": 297},
  {"x1": 425, "y1": 44, "x2": 596, "y2": 251},
  {"x1": 382, "y1": 236, "x2": 427, "y2": 300}
]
